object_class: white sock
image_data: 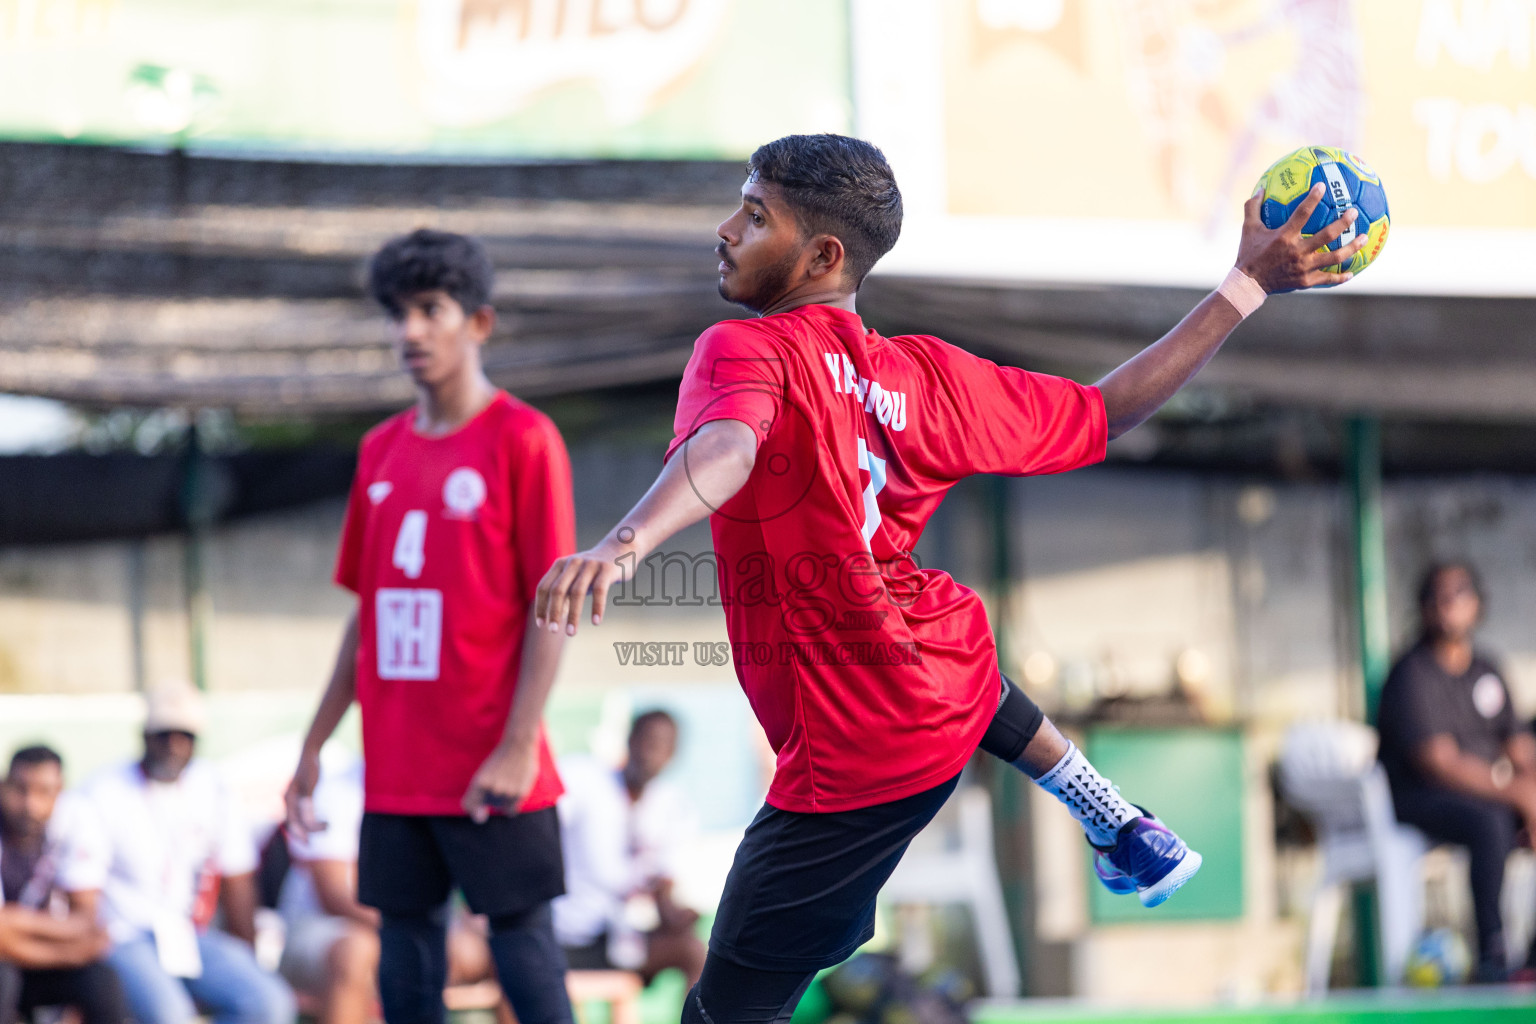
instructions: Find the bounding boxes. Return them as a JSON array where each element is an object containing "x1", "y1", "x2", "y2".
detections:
[{"x1": 1027, "y1": 741, "x2": 1139, "y2": 847}]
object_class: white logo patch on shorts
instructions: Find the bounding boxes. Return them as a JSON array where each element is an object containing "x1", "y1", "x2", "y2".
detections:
[
  {"x1": 442, "y1": 467, "x2": 487, "y2": 519},
  {"x1": 1472, "y1": 672, "x2": 1506, "y2": 719}
]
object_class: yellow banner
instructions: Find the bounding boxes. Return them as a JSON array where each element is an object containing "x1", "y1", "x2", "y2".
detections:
[{"x1": 943, "y1": 0, "x2": 1536, "y2": 231}]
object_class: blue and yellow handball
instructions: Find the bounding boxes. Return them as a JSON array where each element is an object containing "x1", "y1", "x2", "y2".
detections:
[
  {"x1": 1256, "y1": 145, "x2": 1390, "y2": 281},
  {"x1": 1403, "y1": 927, "x2": 1471, "y2": 988}
]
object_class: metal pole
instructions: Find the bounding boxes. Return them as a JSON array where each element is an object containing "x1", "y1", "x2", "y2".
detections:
[
  {"x1": 180, "y1": 422, "x2": 213, "y2": 691},
  {"x1": 1347, "y1": 416, "x2": 1391, "y2": 723},
  {"x1": 127, "y1": 541, "x2": 148, "y2": 691},
  {"x1": 985, "y1": 473, "x2": 1032, "y2": 995},
  {"x1": 1346, "y1": 415, "x2": 1390, "y2": 986}
]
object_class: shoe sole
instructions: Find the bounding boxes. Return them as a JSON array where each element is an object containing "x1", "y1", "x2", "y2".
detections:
[{"x1": 1138, "y1": 849, "x2": 1202, "y2": 908}]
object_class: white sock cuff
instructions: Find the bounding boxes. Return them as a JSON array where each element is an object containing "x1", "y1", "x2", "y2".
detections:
[
  {"x1": 1032, "y1": 741, "x2": 1138, "y2": 846},
  {"x1": 1035, "y1": 740, "x2": 1079, "y2": 788}
]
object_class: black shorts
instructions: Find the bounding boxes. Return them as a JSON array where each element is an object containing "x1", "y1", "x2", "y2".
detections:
[
  {"x1": 707, "y1": 773, "x2": 961, "y2": 973},
  {"x1": 357, "y1": 810, "x2": 565, "y2": 918}
]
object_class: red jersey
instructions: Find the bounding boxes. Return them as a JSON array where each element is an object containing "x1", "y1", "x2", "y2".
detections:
[
  {"x1": 335, "y1": 392, "x2": 575, "y2": 815},
  {"x1": 667, "y1": 304, "x2": 1105, "y2": 812}
]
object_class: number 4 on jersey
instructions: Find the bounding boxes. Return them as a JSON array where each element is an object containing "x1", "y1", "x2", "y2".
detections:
[
  {"x1": 393, "y1": 510, "x2": 428, "y2": 579},
  {"x1": 857, "y1": 438, "x2": 887, "y2": 544}
]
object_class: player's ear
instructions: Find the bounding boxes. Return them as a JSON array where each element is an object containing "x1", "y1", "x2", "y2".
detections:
[
  {"x1": 467, "y1": 304, "x2": 496, "y2": 344},
  {"x1": 807, "y1": 234, "x2": 845, "y2": 283}
]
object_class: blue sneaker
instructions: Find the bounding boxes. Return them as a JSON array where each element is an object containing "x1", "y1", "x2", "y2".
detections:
[{"x1": 1091, "y1": 808, "x2": 1202, "y2": 908}]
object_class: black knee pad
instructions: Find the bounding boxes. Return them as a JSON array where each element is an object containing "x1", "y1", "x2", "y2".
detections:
[
  {"x1": 978, "y1": 673, "x2": 1044, "y2": 763},
  {"x1": 377, "y1": 909, "x2": 450, "y2": 1024}
]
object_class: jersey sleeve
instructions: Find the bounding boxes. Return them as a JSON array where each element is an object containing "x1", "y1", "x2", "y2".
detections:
[
  {"x1": 1380, "y1": 657, "x2": 1442, "y2": 753},
  {"x1": 665, "y1": 321, "x2": 787, "y2": 462},
  {"x1": 639, "y1": 783, "x2": 697, "y2": 883},
  {"x1": 510, "y1": 411, "x2": 577, "y2": 605},
  {"x1": 940, "y1": 354, "x2": 1107, "y2": 479},
  {"x1": 1490, "y1": 664, "x2": 1518, "y2": 743},
  {"x1": 333, "y1": 439, "x2": 372, "y2": 594},
  {"x1": 52, "y1": 794, "x2": 111, "y2": 893},
  {"x1": 558, "y1": 759, "x2": 632, "y2": 898},
  {"x1": 212, "y1": 775, "x2": 259, "y2": 878}
]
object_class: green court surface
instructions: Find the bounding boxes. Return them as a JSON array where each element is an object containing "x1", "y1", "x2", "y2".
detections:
[
  {"x1": 549, "y1": 987, "x2": 1536, "y2": 1024},
  {"x1": 970, "y1": 989, "x2": 1536, "y2": 1024}
]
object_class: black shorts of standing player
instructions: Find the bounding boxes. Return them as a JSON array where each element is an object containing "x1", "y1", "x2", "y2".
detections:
[
  {"x1": 682, "y1": 675, "x2": 1041, "y2": 1024},
  {"x1": 358, "y1": 809, "x2": 570, "y2": 1024}
]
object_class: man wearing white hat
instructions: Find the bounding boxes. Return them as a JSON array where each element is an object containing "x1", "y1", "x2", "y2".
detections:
[{"x1": 84, "y1": 683, "x2": 294, "y2": 1024}]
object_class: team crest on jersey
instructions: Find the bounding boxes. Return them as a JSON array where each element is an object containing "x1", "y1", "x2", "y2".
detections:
[
  {"x1": 1473, "y1": 672, "x2": 1506, "y2": 719},
  {"x1": 443, "y1": 467, "x2": 488, "y2": 520},
  {"x1": 367, "y1": 481, "x2": 393, "y2": 505}
]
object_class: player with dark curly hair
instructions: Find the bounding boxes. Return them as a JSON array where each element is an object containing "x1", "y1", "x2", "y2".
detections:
[
  {"x1": 541, "y1": 132, "x2": 1362, "y2": 1022},
  {"x1": 287, "y1": 229, "x2": 577, "y2": 1024}
]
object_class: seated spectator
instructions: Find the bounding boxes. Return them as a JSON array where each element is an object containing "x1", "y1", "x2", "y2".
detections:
[
  {"x1": 84, "y1": 683, "x2": 294, "y2": 1024},
  {"x1": 0, "y1": 745, "x2": 128, "y2": 1024},
  {"x1": 554, "y1": 710, "x2": 705, "y2": 987},
  {"x1": 276, "y1": 755, "x2": 374, "y2": 1024},
  {"x1": 277, "y1": 752, "x2": 515, "y2": 1024},
  {"x1": 1377, "y1": 562, "x2": 1536, "y2": 982}
]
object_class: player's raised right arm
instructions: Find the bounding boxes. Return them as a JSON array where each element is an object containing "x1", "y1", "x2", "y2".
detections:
[
  {"x1": 285, "y1": 611, "x2": 358, "y2": 841},
  {"x1": 535, "y1": 418, "x2": 757, "y2": 636},
  {"x1": 1094, "y1": 184, "x2": 1368, "y2": 439}
]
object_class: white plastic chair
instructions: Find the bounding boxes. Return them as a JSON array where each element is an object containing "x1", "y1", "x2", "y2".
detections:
[
  {"x1": 883, "y1": 785, "x2": 1021, "y2": 997},
  {"x1": 1278, "y1": 720, "x2": 1429, "y2": 994},
  {"x1": 1503, "y1": 849, "x2": 1536, "y2": 961}
]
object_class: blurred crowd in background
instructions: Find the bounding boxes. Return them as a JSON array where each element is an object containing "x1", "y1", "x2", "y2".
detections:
[{"x1": 1, "y1": 689, "x2": 710, "y2": 1024}]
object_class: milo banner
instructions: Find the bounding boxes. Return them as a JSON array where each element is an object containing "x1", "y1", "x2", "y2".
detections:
[{"x1": 0, "y1": 0, "x2": 850, "y2": 158}]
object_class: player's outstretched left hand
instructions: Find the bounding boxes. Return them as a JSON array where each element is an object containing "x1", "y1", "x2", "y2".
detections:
[
  {"x1": 1235, "y1": 183, "x2": 1370, "y2": 294},
  {"x1": 463, "y1": 740, "x2": 540, "y2": 823},
  {"x1": 535, "y1": 540, "x2": 630, "y2": 635}
]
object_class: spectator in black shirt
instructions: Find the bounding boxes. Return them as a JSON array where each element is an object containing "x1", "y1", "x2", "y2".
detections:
[{"x1": 1377, "y1": 561, "x2": 1536, "y2": 982}]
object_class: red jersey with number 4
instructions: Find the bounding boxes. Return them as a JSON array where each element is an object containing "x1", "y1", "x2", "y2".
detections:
[
  {"x1": 667, "y1": 304, "x2": 1106, "y2": 812},
  {"x1": 335, "y1": 392, "x2": 574, "y2": 815}
]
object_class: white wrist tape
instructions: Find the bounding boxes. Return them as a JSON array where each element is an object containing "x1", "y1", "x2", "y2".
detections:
[{"x1": 1217, "y1": 266, "x2": 1267, "y2": 319}]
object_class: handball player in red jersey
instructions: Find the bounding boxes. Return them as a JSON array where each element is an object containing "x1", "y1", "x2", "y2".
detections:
[
  {"x1": 539, "y1": 135, "x2": 1367, "y2": 1022},
  {"x1": 284, "y1": 230, "x2": 577, "y2": 1024}
]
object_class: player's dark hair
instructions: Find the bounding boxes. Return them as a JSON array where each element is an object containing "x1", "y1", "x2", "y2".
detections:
[
  {"x1": 367, "y1": 229, "x2": 495, "y2": 318},
  {"x1": 8, "y1": 744, "x2": 62, "y2": 775},
  {"x1": 630, "y1": 709, "x2": 678, "y2": 738},
  {"x1": 1417, "y1": 560, "x2": 1485, "y2": 612},
  {"x1": 746, "y1": 134, "x2": 903, "y2": 288}
]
